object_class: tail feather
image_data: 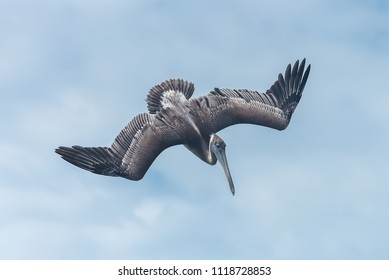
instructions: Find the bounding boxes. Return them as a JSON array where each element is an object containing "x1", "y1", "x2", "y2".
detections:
[{"x1": 146, "y1": 79, "x2": 195, "y2": 114}]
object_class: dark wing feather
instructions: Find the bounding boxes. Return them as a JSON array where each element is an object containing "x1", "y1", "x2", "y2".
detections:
[
  {"x1": 116, "y1": 111, "x2": 184, "y2": 180},
  {"x1": 203, "y1": 59, "x2": 310, "y2": 132},
  {"x1": 55, "y1": 145, "x2": 122, "y2": 176},
  {"x1": 55, "y1": 112, "x2": 183, "y2": 180}
]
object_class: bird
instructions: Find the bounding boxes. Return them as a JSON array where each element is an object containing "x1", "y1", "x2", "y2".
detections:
[{"x1": 55, "y1": 59, "x2": 310, "y2": 195}]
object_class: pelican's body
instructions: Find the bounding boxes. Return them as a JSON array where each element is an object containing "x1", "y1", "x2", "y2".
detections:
[{"x1": 56, "y1": 59, "x2": 311, "y2": 195}]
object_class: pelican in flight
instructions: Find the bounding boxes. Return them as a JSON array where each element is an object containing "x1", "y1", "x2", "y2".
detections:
[{"x1": 56, "y1": 59, "x2": 310, "y2": 195}]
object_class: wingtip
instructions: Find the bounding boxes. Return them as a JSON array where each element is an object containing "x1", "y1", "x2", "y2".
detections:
[
  {"x1": 300, "y1": 58, "x2": 311, "y2": 72},
  {"x1": 54, "y1": 146, "x2": 66, "y2": 155}
]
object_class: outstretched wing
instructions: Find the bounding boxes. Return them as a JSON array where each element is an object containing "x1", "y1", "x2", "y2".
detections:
[
  {"x1": 193, "y1": 59, "x2": 310, "y2": 132},
  {"x1": 56, "y1": 79, "x2": 197, "y2": 181},
  {"x1": 56, "y1": 112, "x2": 184, "y2": 180}
]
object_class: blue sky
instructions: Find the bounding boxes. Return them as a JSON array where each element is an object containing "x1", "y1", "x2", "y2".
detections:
[{"x1": 1, "y1": 0, "x2": 388, "y2": 259}]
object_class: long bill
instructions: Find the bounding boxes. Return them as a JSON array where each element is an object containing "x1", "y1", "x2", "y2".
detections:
[{"x1": 214, "y1": 148, "x2": 235, "y2": 195}]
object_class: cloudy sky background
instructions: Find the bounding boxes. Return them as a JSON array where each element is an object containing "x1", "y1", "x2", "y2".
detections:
[{"x1": 1, "y1": 0, "x2": 388, "y2": 259}]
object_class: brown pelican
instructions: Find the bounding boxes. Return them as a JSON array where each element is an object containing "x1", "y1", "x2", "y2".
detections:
[{"x1": 56, "y1": 59, "x2": 310, "y2": 195}]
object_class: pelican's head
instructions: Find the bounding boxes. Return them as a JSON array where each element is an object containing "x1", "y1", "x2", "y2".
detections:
[{"x1": 209, "y1": 133, "x2": 235, "y2": 195}]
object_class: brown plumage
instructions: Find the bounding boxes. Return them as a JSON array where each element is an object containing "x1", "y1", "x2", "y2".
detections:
[{"x1": 55, "y1": 59, "x2": 311, "y2": 195}]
